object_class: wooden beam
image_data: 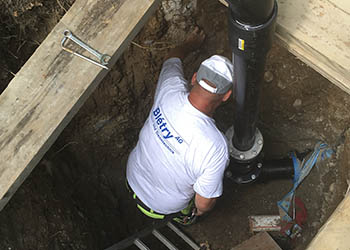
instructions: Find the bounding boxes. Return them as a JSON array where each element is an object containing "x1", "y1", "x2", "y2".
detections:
[
  {"x1": 218, "y1": 0, "x2": 350, "y2": 95},
  {"x1": 0, "y1": 0, "x2": 160, "y2": 212},
  {"x1": 307, "y1": 194, "x2": 350, "y2": 249},
  {"x1": 276, "y1": 0, "x2": 350, "y2": 95}
]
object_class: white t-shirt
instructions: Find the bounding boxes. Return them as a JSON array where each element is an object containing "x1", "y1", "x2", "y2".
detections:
[{"x1": 126, "y1": 58, "x2": 229, "y2": 214}]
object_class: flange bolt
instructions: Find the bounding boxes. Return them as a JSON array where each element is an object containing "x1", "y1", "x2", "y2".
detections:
[{"x1": 226, "y1": 171, "x2": 233, "y2": 178}]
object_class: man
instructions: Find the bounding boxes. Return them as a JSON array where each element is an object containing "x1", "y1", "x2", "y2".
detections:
[{"x1": 126, "y1": 27, "x2": 233, "y2": 225}]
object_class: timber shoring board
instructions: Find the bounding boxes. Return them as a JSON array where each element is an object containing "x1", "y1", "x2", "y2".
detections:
[
  {"x1": 276, "y1": 0, "x2": 350, "y2": 95},
  {"x1": 0, "y1": 0, "x2": 160, "y2": 212},
  {"x1": 218, "y1": 0, "x2": 350, "y2": 95}
]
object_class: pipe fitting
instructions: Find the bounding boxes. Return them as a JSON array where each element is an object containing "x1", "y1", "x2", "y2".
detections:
[
  {"x1": 226, "y1": 125, "x2": 264, "y2": 162},
  {"x1": 228, "y1": 1, "x2": 278, "y2": 58}
]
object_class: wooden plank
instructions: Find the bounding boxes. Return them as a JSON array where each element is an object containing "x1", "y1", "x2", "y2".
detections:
[
  {"x1": 218, "y1": 0, "x2": 350, "y2": 95},
  {"x1": 307, "y1": 194, "x2": 350, "y2": 250},
  {"x1": 232, "y1": 232, "x2": 282, "y2": 250},
  {"x1": 0, "y1": 0, "x2": 160, "y2": 212},
  {"x1": 276, "y1": 0, "x2": 350, "y2": 95}
]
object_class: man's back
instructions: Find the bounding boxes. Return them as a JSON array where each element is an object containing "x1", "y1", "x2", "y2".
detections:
[{"x1": 127, "y1": 58, "x2": 229, "y2": 214}]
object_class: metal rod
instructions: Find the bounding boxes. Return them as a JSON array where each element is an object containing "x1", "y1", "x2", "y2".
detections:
[
  {"x1": 69, "y1": 49, "x2": 109, "y2": 70},
  {"x1": 104, "y1": 219, "x2": 171, "y2": 250},
  {"x1": 134, "y1": 239, "x2": 150, "y2": 250},
  {"x1": 167, "y1": 222, "x2": 200, "y2": 250},
  {"x1": 152, "y1": 229, "x2": 178, "y2": 250},
  {"x1": 63, "y1": 30, "x2": 103, "y2": 59}
]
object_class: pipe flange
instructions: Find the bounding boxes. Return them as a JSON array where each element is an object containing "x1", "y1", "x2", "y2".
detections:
[
  {"x1": 225, "y1": 126, "x2": 264, "y2": 161},
  {"x1": 225, "y1": 164, "x2": 262, "y2": 184}
]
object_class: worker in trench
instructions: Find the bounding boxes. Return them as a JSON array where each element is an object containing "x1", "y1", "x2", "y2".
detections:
[{"x1": 126, "y1": 26, "x2": 233, "y2": 225}]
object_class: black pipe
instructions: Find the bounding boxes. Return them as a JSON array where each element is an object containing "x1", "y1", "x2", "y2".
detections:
[
  {"x1": 225, "y1": 157, "x2": 295, "y2": 184},
  {"x1": 227, "y1": 0, "x2": 275, "y2": 25},
  {"x1": 227, "y1": 0, "x2": 277, "y2": 151},
  {"x1": 259, "y1": 158, "x2": 295, "y2": 180}
]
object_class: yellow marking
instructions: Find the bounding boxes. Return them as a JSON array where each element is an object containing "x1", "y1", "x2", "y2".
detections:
[{"x1": 238, "y1": 38, "x2": 245, "y2": 50}]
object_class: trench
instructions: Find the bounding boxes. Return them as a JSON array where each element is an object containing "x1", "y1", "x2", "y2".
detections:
[{"x1": 1, "y1": 0, "x2": 350, "y2": 249}]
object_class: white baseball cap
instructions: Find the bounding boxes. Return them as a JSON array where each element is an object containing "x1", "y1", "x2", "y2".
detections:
[{"x1": 196, "y1": 55, "x2": 234, "y2": 94}]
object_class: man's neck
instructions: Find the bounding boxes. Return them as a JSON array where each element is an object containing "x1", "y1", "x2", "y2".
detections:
[{"x1": 188, "y1": 92, "x2": 214, "y2": 117}]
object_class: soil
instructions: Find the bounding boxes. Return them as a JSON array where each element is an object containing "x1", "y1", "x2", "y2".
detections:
[{"x1": 0, "y1": 0, "x2": 350, "y2": 250}]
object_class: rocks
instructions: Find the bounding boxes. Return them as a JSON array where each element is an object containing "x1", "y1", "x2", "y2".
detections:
[
  {"x1": 311, "y1": 221, "x2": 321, "y2": 228},
  {"x1": 293, "y1": 98, "x2": 302, "y2": 108},
  {"x1": 316, "y1": 116, "x2": 324, "y2": 122},
  {"x1": 277, "y1": 80, "x2": 286, "y2": 89},
  {"x1": 264, "y1": 71, "x2": 274, "y2": 83},
  {"x1": 329, "y1": 182, "x2": 336, "y2": 193},
  {"x1": 161, "y1": 0, "x2": 195, "y2": 21},
  {"x1": 160, "y1": 0, "x2": 197, "y2": 42}
]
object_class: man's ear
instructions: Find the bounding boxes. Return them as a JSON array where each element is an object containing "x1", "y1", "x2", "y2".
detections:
[
  {"x1": 191, "y1": 72, "x2": 197, "y2": 85},
  {"x1": 222, "y1": 89, "x2": 232, "y2": 102}
]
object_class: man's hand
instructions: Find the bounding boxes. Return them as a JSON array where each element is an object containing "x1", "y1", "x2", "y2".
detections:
[
  {"x1": 183, "y1": 26, "x2": 206, "y2": 51},
  {"x1": 165, "y1": 26, "x2": 206, "y2": 61}
]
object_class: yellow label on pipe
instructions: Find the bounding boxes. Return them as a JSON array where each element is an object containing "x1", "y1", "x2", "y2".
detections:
[{"x1": 238, "y1": 38, "x2": 245, "y2": 51}]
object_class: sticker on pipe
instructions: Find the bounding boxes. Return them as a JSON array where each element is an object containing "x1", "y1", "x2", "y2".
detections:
[{"x1": 238, "y1": 38, "x2": 245, "y2": 51}]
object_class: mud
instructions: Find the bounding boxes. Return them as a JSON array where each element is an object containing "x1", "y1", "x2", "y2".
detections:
[{"x1": 0, "y1": 0, "x2": 350, "y2": 249}]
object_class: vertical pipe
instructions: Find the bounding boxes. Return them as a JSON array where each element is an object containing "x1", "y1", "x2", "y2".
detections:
[
  {"x1": 227, "y1": 0, "x2": 277, "y2": 151},
  {"x1": 229, "y1": 0, "x2": 275, "y2": 25},
  {"x1": 232, "y1": 54, "x2": 267, "y2": 151}
]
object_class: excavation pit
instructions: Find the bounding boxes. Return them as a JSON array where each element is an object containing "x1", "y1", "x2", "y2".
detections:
[{"x1": 0, "y1": 1, "x2": 349, "y2": 249}]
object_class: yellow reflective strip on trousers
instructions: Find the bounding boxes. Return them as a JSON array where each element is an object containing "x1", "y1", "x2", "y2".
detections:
[{"x1": 137, "y1": 204, "x2": 165, "y2": 219}]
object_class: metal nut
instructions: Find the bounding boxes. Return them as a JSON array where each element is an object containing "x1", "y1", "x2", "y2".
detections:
[{"x1": 225, "y1": 171, "x2": 233, "y2": 178}]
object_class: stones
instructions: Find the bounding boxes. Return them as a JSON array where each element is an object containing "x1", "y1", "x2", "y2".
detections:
[
  {"x1": 329, "y1": 182, "x2": 336, "y2": 193},
  {"x1": 277, "y1": 80, "x2": 286, "y2": 89},
  {"x1": 161, "y1": 0, "x2": 195, "y2": 21},
  {"x1": 293, "y1": 98, "x2": 302, "y2": 108},
  {"x1": 264, "y1": 71, "x2": 274, "y2": 83},
  {"x1": 316, "y1": 115, "x2": 324, "y2": 122},
  {"x1": 311, "y1": 221, "x2": 321, "y2": 228}
]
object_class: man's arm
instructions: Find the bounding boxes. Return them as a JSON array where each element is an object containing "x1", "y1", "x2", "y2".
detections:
[
  {"x1": 165, "y1": 27, "x2": 205, "y2": 61},
  {"x1": 154, "y1": 27, "x2": 205, "y2": 98},
  {"x1": 194, "y1": 192, "x2": 217, "y2": 216}
]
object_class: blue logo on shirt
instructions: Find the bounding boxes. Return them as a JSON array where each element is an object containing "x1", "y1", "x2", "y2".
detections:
[
  {"x1": 153, "y1": 107, "x2": 173, "y2": 139},
  {"x1": 152, "y1": 106, "x2": 184, "y2": 154}
]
